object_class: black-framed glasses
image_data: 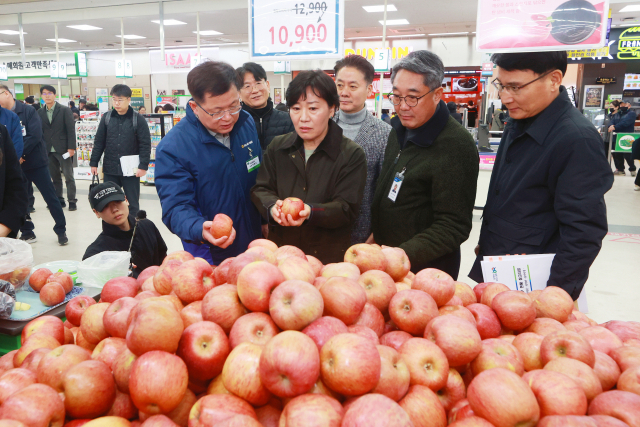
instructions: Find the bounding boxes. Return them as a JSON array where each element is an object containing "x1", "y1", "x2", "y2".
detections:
[
  {"x1": 491, "y1": 70, "x2": 553, "y2": 95},
  {"x1": 242, "y1": 81, "x2": 266, "y2": 92},
  {"x1": 388, "y1": 88, "x2": 435, "y2": 107},
  {"x1": 192, "y1": 98, "x2": 242, "y2": 121}
]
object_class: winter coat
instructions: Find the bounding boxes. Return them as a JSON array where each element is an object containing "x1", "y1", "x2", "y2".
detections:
[
  {"x1": 13, "y1": 100, "x2": 48, "y2": 171},
  {"x1": 0, "y1": 106, "x2": 23, "y2": 158},
  {"x1": 242, "y1": 100, "x2": 295, "y2": 149},
  {"x1": 0, "y1": 125, "x2": 27, "y2": 237},
  {"x1": 38, "y1": 102, "x2": 76, "y2": 153},
  {"x1": 611, "y1": 109, "x2": 637, "y2": 133}
]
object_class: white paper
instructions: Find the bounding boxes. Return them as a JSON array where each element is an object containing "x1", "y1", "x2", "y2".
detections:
[
  {"x1": 480, "y1": 253, "x2": 588, "y2": 313},
  {"x1": 120, "y1": 155, "x2": 139, "y2": 177},
  {"x1": 62, "y1": 152, "x2": 70, "y2": 160}
]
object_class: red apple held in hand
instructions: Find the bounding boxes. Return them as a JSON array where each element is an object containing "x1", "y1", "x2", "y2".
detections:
[
  {"x1": 373, "y1": 345, "x2": 410, "y2": 401},
  {"x1": 40, "y1": 282, "x2": 65, "y2": 307},
  {"x1": 513, "y1": 332, "x2": 545, "y2": 371},
  {"x1": 153, "y1": 260, "x2": 182, "y2": 295},
  {"x1": 523, "y1": 369, "x2": 588, "y2": 417},
  {"x1": 112, "y1": 348, "x2": 137, "y2": 394},
  {"x1": 412, "y1": 268, "x2": 455, "y2": 307},
  {"x1": 302, "y1": 316, "x2": 349, "y2": 352},
  {"x1": 229, "y1": 312, "x2": 279, "y2": 349},
  {"x1": 492, "y1": 290, "x2": 537, "y2": 331},
  {"x1": 278, "y1": 394, "x2": 342, "y2": 427},
  {"x1": 379, "y1": 331, "x2": 413, "y2": 351},
  {"x1": 61, "y1": 360, "x2": 117, "y2": 419},
  {"x1": 399, "y1": 384, "x2": 447, "y2": 427},
  {"x1": 399, "y1": 338, "x2": 449, "y2": 391},
  {"x1": 425, "y1": 315, "x2": 482, "y2": 367},
  {"x1": 454, "y1": 282, "x2": 477, "y2": 306},
  {"x1": 471, "y1": 338, "x2": 525, "y2": 376},
  {"x1": 171, "y1": 260, "x2": 214, "y2": 304},
  {"x1": 544, "y1": 358, "x2": 602, "y2": 402},
  {"x1": 36, "y1": 345, "x2": 92, "y2": 392},
  {"x1": 587, "y1": 390, "x2": 640, "y2": 427},
  {"x1": 358, "y1": 270, "x2": 396, "y2": 314},
  {"x1": 480, "y1": 282, "x2": 510, "y2": 307},
  {"x1": 65, "y1": 296, "x2": 96, "y2": 328},
  {"x1": 534, "y1": 286, "x2": 574, "y2": 323},
  {"x1": 181, "y1": 301, "x2": 203, "y2": 328},
  {"x1": 80, "y1": 302, "x2": 110, "y2": 345},
  {"x1": 248, "y1": 238, "x2": 278, "y2": 252},
  {"x1": 210, "y1": 213, "x2": 233, "y2": 239},
  {"x1": 13, "y1": 334, "x2": 61, "y2": 367},
  {"x1": 103, "y1": 297, "x2": 138, "y2": 339},
  {"x1": 101, "y1": 277, "x2": 138, "y2": 303},
  {"x1": 0, "y1": 383, "x2": 65, "y2": 427},
  {"x1": 593, "y1": 350, "x2": 621, "y2": 392},
  {"x1": 381, "y1": 247, "x2": 411, "y2": 282},
  {"x1": 269, "y1": 280, "x2": 323, "y2": 331},
  {"x1": 281, "y1": 197, "x2": 305, "y2": 221},
  {"x1": 320, "y1": 262, "x2": 360, "y2": 281},
  {"x1": 388, "y1": 289, "x2": 439, "y2": 336},
  {"x1": 277, "y1": 256, "x2": 315, "y2": 283},
  {"x1": 466, "y1": 303, "x2": 502, "y2": 340},
  {"x1": 21, "y1": 315, "x2": 65, "y2": 345},
  {"x1": 177, "y1": 321, "x2": 229, "y2": 381},
  {"x1": 236, "y1": 261, "x2": 285, "y2": 313},
  {"x1": 29, "y1": 268, "x2": 52, "y2": 292},
  {"x1": 222, "y1": 342, "x2": 271, "y2": 406},
  {"x1": 126, "y1": 300, "x2": 184, "y2": 356},
  {"x1": 579, "y1": 326, "x2": 623, "y2": 356},
  {"x1": 436, "y1": 368, "x2": 466, "y2": 412},
  {"x1": 541, "y1": 330, "x2": 596, "y2": 368},
  {"x1": 342, "y1": 393, "x2": 414, "y2": 427},
  {"x1": 47, "y1": 272, "x2": 73, "y2": 294},
  {"x1": 344, "y1": 244, "x2": 388, "y2": 273},
  {"x1": 467, "y1": 368, "x2": 540, "y2": 427},
  {"x1": 319, "y1": 276, "x2": 367, "y2": 325},
  {"x1": 187, "y1": 394, "x2": 257, "y2": 427},
  {"x1": 201, "y1": 284, "x2": 247, "y2": 334},
  {"x1": 91, "y1": 337, "x2": 127, "y2": 370},
  {"x1": 0, "y1": 368, "x2": 37, "y2": 405},
  {"x1": 320, "y1": 333, "x2": 381, "y2": 396}
]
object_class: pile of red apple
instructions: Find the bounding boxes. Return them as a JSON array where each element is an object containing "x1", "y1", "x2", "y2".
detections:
[
  {"x1": 28, "y1": 269, "x2": 75, "y2": 307},
  {"x1": 1, "y1": 241, "x2": 639, "y2": 427}
]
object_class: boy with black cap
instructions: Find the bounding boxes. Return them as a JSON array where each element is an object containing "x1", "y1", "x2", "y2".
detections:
[{"x1": 84, "y1": 182, "x2": 167, "y2": 278}]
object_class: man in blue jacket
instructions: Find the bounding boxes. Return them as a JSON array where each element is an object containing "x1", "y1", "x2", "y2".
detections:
[
  {"x1": 608, "y1": 101, "x2": 637, "y2": 176},
  {"x1": 0, "y1": 85, "x2": 67, "y2": 245},
  {"x1": 155, "y1": 61, "x2": 263, "y2": 264},
  {"x1": 0, "y1": 90, "x2": 23, "y2": 159}
]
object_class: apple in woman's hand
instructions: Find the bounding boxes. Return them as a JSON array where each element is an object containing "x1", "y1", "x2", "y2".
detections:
[
  {"x1": 211, "y1": 214, "x2": 233, "y2": 239},
  {"x1": 281, "y1": 198, "x2": 305, "y2": 221}
]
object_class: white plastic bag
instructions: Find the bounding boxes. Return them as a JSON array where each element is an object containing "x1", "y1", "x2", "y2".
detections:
[
  {"x1": 77, "y1": 251, "x2": 131, "y2": 289},
  {"x1": 0, "y1": 238, "x2": 34, "y2": 291}
]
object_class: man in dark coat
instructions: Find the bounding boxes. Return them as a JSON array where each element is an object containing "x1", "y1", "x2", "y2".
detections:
[
  {"x1": 237, "y1": 62, "x2": 295, "y2": 149},
  {"x1": 90, "y1": 84, "x2": 151, "y2": 217},
  {"x1": 0, "y1": 85, "x2": 67, "y2": 245},
  {"x1": 469, "y1": 52, "x2": 614, "y2": 300},
  {"x1": 38, "y1": 85, "x2": 77, "y2": 210},
  {"x1": 608, "y1": 101, "x2": 637, "y2": 176},
  {"x1": 447, "y1": 102, "x2": 463, "y2": 125},
  {"x1": 0, "y1": 124, "x2": 28, "y2": 238}
]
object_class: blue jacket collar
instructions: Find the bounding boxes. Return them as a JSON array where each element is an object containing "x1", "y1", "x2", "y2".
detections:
[{"x1": 185, "y1": 100, "x2": 250, "y2": 145}]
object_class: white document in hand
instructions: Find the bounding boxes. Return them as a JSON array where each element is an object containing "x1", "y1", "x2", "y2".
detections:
[{"x1": 120, "y1": 155, "x2": 140, "y2": 177}]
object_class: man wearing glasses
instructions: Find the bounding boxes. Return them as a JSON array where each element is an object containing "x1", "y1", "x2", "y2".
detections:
[
  {"x1": 90, "y1": 84, "x2": 151, "y2": 217},
  {"x1": 38, "y1": 85, "x2": 77, "y2": 213},
  {"x1": 155, "y1": 61, "x2": 263, "y2": 264},
  {"x1": 469, "y1": 52, "x2": 613, "y2": 300},
  {"x1": 370, "y1": 50, "x2": 479, "y2": 279}
]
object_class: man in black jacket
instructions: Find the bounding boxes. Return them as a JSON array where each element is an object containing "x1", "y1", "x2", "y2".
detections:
[
  {"x1": 90, "y1": 84, "x2": 151, "y2": 217},
  {"x1": 84, "y1": 182, "x2": 167, "y2": 278},
  {"x1": 0, "y1": 124, "x2": 28, "y2": 238},
  {"x1": 469, "y1": 52, "x2": 614, "y2": 300},
  {"x1": 38, "y1": 85, "x2": 77, "y2": 210},
  {"x1": 236, "y1": 62, "x2": 295, "y2": 149},
  {"x1": 0, "y1": 85, "x2": 67, "y2": 245}
]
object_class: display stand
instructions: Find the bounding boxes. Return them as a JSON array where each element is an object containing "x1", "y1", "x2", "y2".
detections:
[
  {"x1": 74, "y1": 117, "x2": 101, "y2": 181},
  {"x1": 141, "y1": 114, "x2": 174, "y2": 185}
]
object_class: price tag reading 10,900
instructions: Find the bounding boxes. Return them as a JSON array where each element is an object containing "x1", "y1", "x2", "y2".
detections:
[{"x1": 249, "y1": 0, "x2": 344, "y2": 60}]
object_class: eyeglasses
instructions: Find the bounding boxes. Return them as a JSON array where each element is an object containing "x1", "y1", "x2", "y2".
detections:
[
  {"x1": 491, "y1": 70, "x2": 553, "y2": 95},
  {"x1": 41, "y1": 92, "x2": 55, "y2": 96},
  {"x1": 242, "y1": 81, "x2": 266, "y2": 92},
  {"x1": 388, "y1": 88, "x2": 435, "y2": 107},
  {"x1": 192, "y1": 98, "x2": 242, "y2": 120},
  {"x1": 112, "y1": 97, "x2": 129, "y2": 104}
]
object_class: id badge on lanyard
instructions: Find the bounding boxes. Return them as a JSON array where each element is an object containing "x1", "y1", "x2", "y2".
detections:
[
  {"x1": 246, "y1": 147, "x2": 261, "y2": 173},
  {"x1": 388, "y1": 167, "x2": 406, "y2": 203}
]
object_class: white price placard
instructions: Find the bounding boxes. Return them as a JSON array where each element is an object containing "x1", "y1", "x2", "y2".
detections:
[
  {"x1": 250, "y1": 0, "x2": 344, "y2": 60},
  {"x1": 274, "y1": 61, "x2": 291, "y2": 74},
  {"x1": 50, "y1": 61, "x2": 59, "y2": 79},
  {"x1": 125, "y1": 60, "x2": 133, "y2": 78},
  {"x1": 58, "y1": 62, "x2": 67, "y2": 79},
  {"x1": 115, "y1": 59, "x2": 125, "y2": 78},
  {"x1": 374, "y1": 49, "x2": 389, "y2": 72},
  {"x1": 0, "y1": 63, "x2": 7, "y2": 81}
]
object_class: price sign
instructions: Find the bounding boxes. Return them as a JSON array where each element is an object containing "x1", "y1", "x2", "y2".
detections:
[
  {"x1": 125, "y1": 60, "x2": 133, "y2": 78},
  {"x1": 115, "y1": 59, "x2": 125, "y2": 78},
  {"x1": 0, "y1": 63, "x2": 7, "y2": 81},
  {"x1": 274, "y1": 61, "x2": 291, "y2": 74},
  {"x1": 50, "y1": 61, "x2": 59, "y2": 79},
  {"x1": 374, "y1": 49, "x2": 389, "y2": 72},
  {"x1": 58, "y1": 62, "x2": 67, "y2": 79},
  {"x1": 250, "y1": 0, "x2": 344, "y2": 60}
]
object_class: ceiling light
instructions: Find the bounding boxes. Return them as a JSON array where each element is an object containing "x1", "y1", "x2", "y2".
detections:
[
  {"x1": 379, "y1": 19, "x2": 409, "y2": 25},
  {"x1": 117, "y1": 35, "x2": 146, "y2": 39},
  {"x1": 193, "y1": 30, "x2": 223, "y2": 35},
  {"x1": 620, "y1": 5, "x2": 640, "y2": 12},
  {"x1": 387, "y1": 33, "x2": 425, "y2": 38},
  {"x1": 347, "y1": 35, "x2": 383, "y2": 39},
  {"x1": 67, "y1": 25, "x2": 102, "y2": 31},
  {"x1": 428, "y1": 32, "x2": 469, "y2": 36},
  {"x1": 46, "y1": 38, "x2": 77, "y2": 43},
  {"x1": 0, "y1": 30, "x2": 25, "y2": 35},
  {"x1": 363, "y1": 5, "x2": 398, "y2": 12},
  {"x1": 0, "y1": 42, "x2": 15, "y2": 46},
  {"x1": 152, "y1": 19, "x2": 187, "y2": 25}
]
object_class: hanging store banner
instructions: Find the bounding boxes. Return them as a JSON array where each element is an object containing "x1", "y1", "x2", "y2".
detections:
[
  {"x1": 476, "y1": 0, "x2": 609, "y2": 52},
  {"x1": 249, "y1": 0, "x2": 344, "y2": 60},
  {"x1": 0, "y1": 63, "x2": 7, "y2": 81},
  {"x1": 0, "y1": 53, "x2": 77, "y2": 78},
  {"x1": 149, "y1": 47, "x2": 220, "y2": 74}
]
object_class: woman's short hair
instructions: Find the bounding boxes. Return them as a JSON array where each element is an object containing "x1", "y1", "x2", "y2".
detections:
[{"x1": 286, "y1": 70, "x2": 339, "y2": 110}]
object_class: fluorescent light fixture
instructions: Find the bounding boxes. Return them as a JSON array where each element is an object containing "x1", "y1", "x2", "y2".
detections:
[
  {"x1": 363, "y1": 5, "x2": 397, "y2": 12},
  {"x1": 46, "y1": 38, "x2": 77, "y2": 43},
  {"x1": 152, "y1": 19, "x2": 187, "y2": 25},
  {"x1": 0, "y1": 42, "x2": 15, "y2": 46},
  {"x1": 347, "y1": 35, "x2": 383, "y2": 39},
  {"x1": 388, "y1": 33, "x2": 425, "y2": 38},
  {"x1": 428, "y1": 32, "x2": 469, "y2": 36},
  {"x1": 379, "y1": 19, "x2": 409, "y2": 25},
  {"x1": 619, "y1": 5, "x2": 640, "y2": 12},
  {"x1": 193, "y1": 30, "x2": 223, "y2": 35},
  {"x1": 0, "y1": 30, "x2": 25, "y2": 35},
  {"x1": 116, "y1": 34, "x2": 146, "y2": 39},
  {"x1": 67, "y1": 25, "x2": 102, "y2": 30}
]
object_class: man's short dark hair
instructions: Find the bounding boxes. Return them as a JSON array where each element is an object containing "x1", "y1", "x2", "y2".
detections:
[
  {"x1": 611, "y1": 100, "x2": 621, "y2": 108},
  {"x1": 490, "y1": 52, "x2": 567, "y2": 76},
  {"x1": 162, "y1": 104, "x2": 175, "y2": 111},
  {"x1": 286, "y1": 70, "x2": 340, "y2": 110},
  {"x1": 236, "y1": 62, "x2": 268, "y2": 82},
  {"x1": 40, "y1": 85, "x2": 56, "y2": 94},
  {"x1": 69, "y1": 101, "x2": 75, "y2": 107},
  {"x1": 334, "y1": 55, "x2": 375, "y2": 85},
  {"x1": 188, "y1": 61, "x2": 242, "y2": 103},
  {"x1": 110, "y1": 84, "x2": 132, "y2": 98},
  {"x1": 25, "y1": 96, "x2": 34, "y2": 104},
  {"x1": 79, "y1": 99, "x2": 86, "y2": 105}
]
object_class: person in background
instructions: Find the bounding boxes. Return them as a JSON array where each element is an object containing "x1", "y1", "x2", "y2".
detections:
[
  {"x1": 0, "y1": 85, "x2": 67, "y2": 245},
  {"x1": 609, "y1": 100, "x2": 637, "y2": 176},
  {"x1": 138, "y1": 106, "x2": 147, "y2": 115},
  {"x1": 469, "y1": 51, "x2": 613, "y2": 300},
  {"x1": 84, "y1": 182, "x2": 167, "y2": 278},
  {"x1": 447, "y1": 101, "x2": 463, "y2": 125},
  {"x1": 90, "y1": 84, "x2": 151, "y2": 217},
  {"x1": 491, "y1": 103, "x2": 505, "y2": 131},
  {"x1": 0, "y1": 124, "x2": 28, "y2": 238},
  {"x1": 467, "y1": 99, "x2": 477, "y2": 128},
  {"x1": 25, "y1": 96, "x2": 40, "y2": 111},
  {"x1": 38, "y1": 85, "x2": 77, "y2": 211},
  {"x1": 69, "y1": 101, "x2": 79, "y2": 116},
  {"x1": 154, "y1": 105, "x2": 163, "y2": 114},
  {"x1": 251, "y1": 70, "x2": 367, "y2": 263},
  {"x1": 333, "y1": 54, "x2": 392, "y2": 244},
  {"x1": 0, "y1": 93, "x2": 24, "y2": 159},
  {"x1": 237, "y1": 62, "x2": 295, "y2": 149},
  {"x1": 275, "y1": 102, "x2": 288, "y2": 112},
  {"x1": 78, "y1": 99, "x2": 86, "y2": 111},
  {"x1": 381, "y1": 109, "x2": 391, "y2": 124},
  {"x1": 370, "y1": 51, "x2": 479, "y2": 279},
  {"x1": 162, "y1": 104, "x2": 175, "y2": 112},
  {"x1": 85, "y1": 103, "x2": 99, "y2": 111},
  {"x1": 155, "y1": 61, "x2": 263, "y2": 264}
]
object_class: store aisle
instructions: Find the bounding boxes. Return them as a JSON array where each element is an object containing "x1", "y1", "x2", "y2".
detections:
[{"x1": 26, "y1": 168, "x2": 640, "y2": 323}]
